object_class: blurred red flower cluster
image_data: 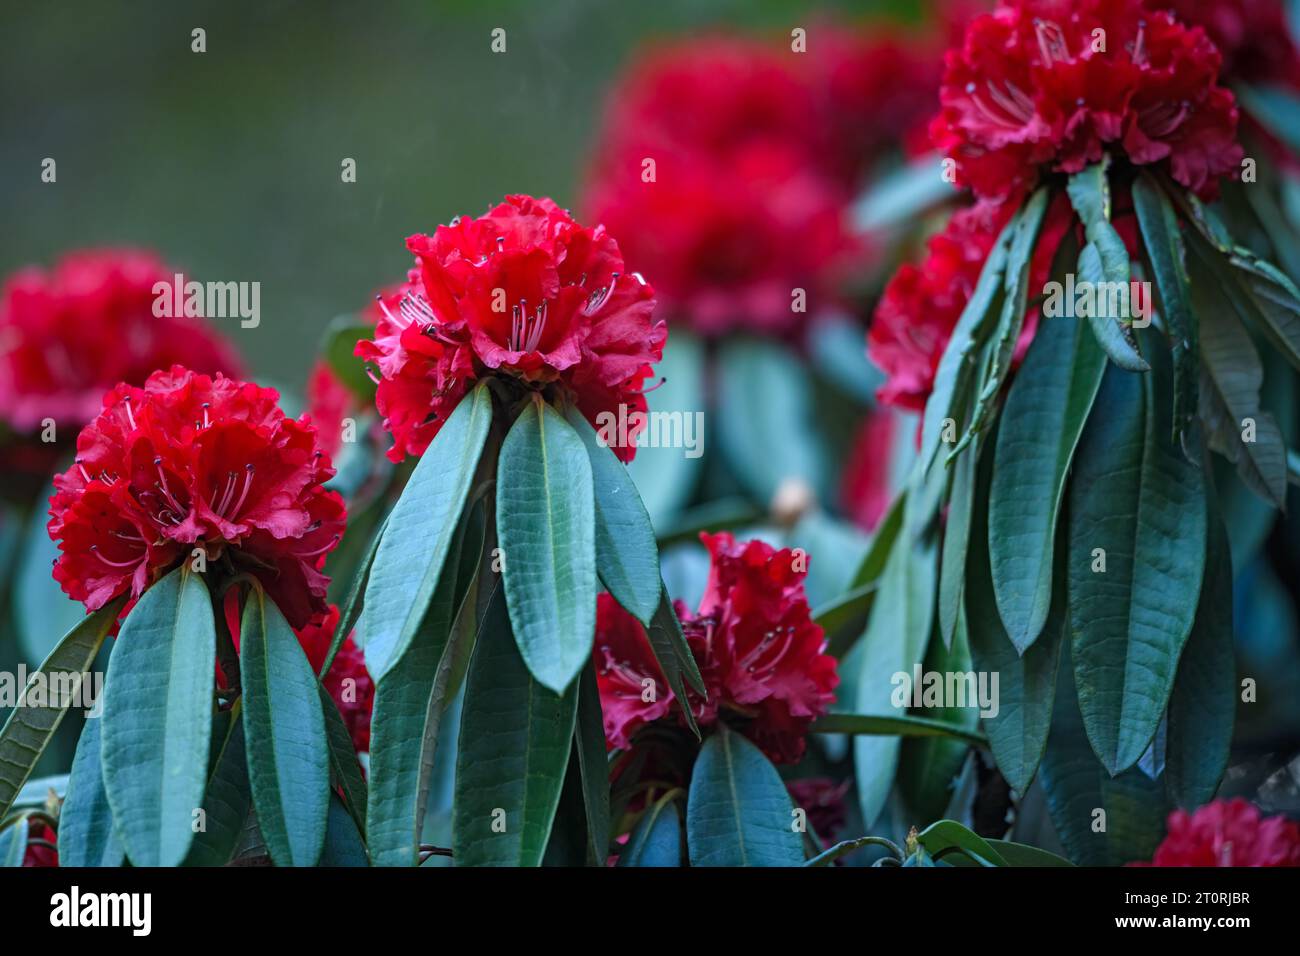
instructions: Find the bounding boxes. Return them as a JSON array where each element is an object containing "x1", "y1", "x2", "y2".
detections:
[
  {"x1": 596, "y1": 532, "x2": 837, "y2": 764},
  {"x1": 583, "y1": 26, "x2": 946, "y2": 337},
  {"x1": 357, "y1": 195, "x2": 665, "y2": 463},
  {"x1": 1134, "y1": 799, "x2": 1300, "y2": 867},
  {"x1": 0, "y1": 249, "x2": 242, "y2": 435},
  {"x1": 48, "y1": 366, "x2": 345, "y2": 630}
]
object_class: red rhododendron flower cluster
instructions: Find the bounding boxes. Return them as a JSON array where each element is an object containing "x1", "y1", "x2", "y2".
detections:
[
  {"x1": 583, "y1": 25, "x2": 958, "y2": 340},
  {"x1": 1132, "y1": 799, "x2": 1300, "y2": 867},
  {"x1": 1158, "y1": 0, "x2": 1300, "y2": 88},
  {"x1": 298, "y1": 605, "x2": 375, "y2": 754},
  {"x1": 48, "y1": 366, "x2": 346, "y2": 630},
  {"x1": 786, "y1": 777, "x2": 850, "y2": 847},
  {"x1": 595, "y1": 532, "x2": 837, "y2": 764},
  {"x1": 868, "y1": 195, "x2": 1072, "y2": 412},
  {"x1": 0, "y1": 249, "x2": 243, "y2": 434},
  {"x1": 356, "y1": 195, "x2": 665, "y2": 463},
  {"x1": 930, "y1": 0, "x2": 1244, "y2": 203}
]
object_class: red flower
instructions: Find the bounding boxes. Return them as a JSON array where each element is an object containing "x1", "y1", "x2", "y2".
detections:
[
  {"x1": 21, "y1": 821, "x2": 58, "y2": 867},
  {"x1": 595, "y1": 532, "x2": 837, "y2": 764},
  {"x1": 297, "y1": 605, "x2": 375, "y2": 754},
  {"x1": 787, "y1": 777, "x2": 850, "y2": 847},
  {"x1": 1157, "y1": 0, "x2": 1300, "y2": 88},
  {"x1": 582, "y1": 37, "x2": 859, "y2": 338},
  {"x1": 839, "y1": 407, "x2": 900, "y2": 533},
  {"x1": 1132, "y1": 799, "x2": 1300, "y2": 867},
  {"x1": 930, "y1": 0, "x2": 1244, "y2": 202},
  {"x1": 808, "y1": 27, "x2": 948, "y2": 184},
  {"x1": 48, "y1": 366, "x2": 346, "y2": 630},
  {"x1": 357, "y1": 196, "x2": 665, "y2": 463},
  {"x1": 305, "y1": 361, "x2": 358, "y2": 460},
  {"x1": 869, "y1": 195, "x2": 1073, "y2": 412},
  {"x1": 0, "y1": 249, "x2": 243, "y2": 434}
]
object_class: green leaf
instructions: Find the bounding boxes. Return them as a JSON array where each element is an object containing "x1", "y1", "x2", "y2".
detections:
[
  {"x1": 58, "y1": 715, "x2": 124, "y2": 867},
  {"x1": 1192, "y1": 254, "x2": 1288, "y2": 508},
  {"x1": 810, "y1": 712, "x2": 986, "y2": 746},
  {"x1": 1133, "y1": 172, "x2": 1197, "y2": 443},
  {"x1": 815, "y1": 583, "x2": 877, "y2": 659},
  {"x1": 0, "y1": 601, "x2": 118, "y2": 821},
  {"x1": 319, "y1": 686, "x2": 367, "y2": 835},
  {"x1": 686, "y1": 723, "x2": 804, "y2": 867},
  {"x1": 952, "y1": 187, "x2": 1051, "y2": 457},
  {"x1": 938, "y1": 434, "x2": 978, "y2": 647},
  {"x1": 944, "y1": 838, "x2": 1074, "y2": 867},
  {"x1": 919, "y1": 216, "x2": 1014, "y2": 471},
  {"x1": 319, "y1": 793, "x2": 369, "y2": 866},
  {"x1": 853, "y1": 510, "x2": 936, "y2": 827},
  {"x1": 101, "y1": 567, "x2": 215, "y2": 867},
  {"x1": 1067, "y1": 161, "x2": 1149, "y2": 372},
  {"x1": 1238, "y1": 84, "x2": 1300, "y2": 154},
  {"x1": 626, "y1": 329, "x2": 705, "y2": 527},
  {"x1": 989, "y1": 308, "x2": 1106, "y2": 651},
  {"x1": 321, "y1": 512, "x2": 387, "y2": 677},
  {"x1": 899, "y1": 614, "x2": 978, "y2": 822},
  {"x1": 239, "y1": 588, "x2": 330, "y2": 867},
  {"x1": 716, "y1": 336, "x2": 828, "y2": 504},
  {"x1": 14, "y1": 490, "x2": 87, "y2": 667},
  {"x1": 565, "y1": 406, "x2": 660, "y2": 626},
  {"x1": 1067, "y1": 357, "x2": 1207, "y2": 774},
  {"x1": 1166, "y1": 501, "x2": 1235, "y2": 809},
  {"x1": 452, "y1": 590, "x2": 578, "y2": 866},
  {"x1": 1040, "y1": 645, "x2": 1169, "y2": 865},
  {"x1": 362, "y1": 382, "x2": 492, "y2": 681},
  {"x1": 573, "y1": 662, "x2": 611, "y2": 866},
  {"x1": 647, "y1": 581, "x2": 707, "y2": 699},
  {"x1": 367, "y1": 504, "x2": 482, "y2": 866},
  {"x1": 497, "y1": 398, "x2": 596, "y2": 694},
  {"x1": 321, "y1": 314, "x2": 378, "y2": 402},
  {"x1": 617, "y1": 795, "x2": 682, "y2": 867},
  {"x1": 916, "y1": 819, "x2": 1008, "y2": 867},
  {"x1": 183, "y1": 706, "x2": 251, "y2": 867},
  {"x1": 969, "y1": 421, "x2": 1062, "y2": 794},
  {"x1": 853, "y1": 156, "x2": 956, "y2": 232},
  {"x1": 0, "y1": 817, "x2": 28, "y2": 867}
]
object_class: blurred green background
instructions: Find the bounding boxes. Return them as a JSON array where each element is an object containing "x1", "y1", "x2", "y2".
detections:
[{"x1": 1, "y1": 0, "x2": 915, "y2": 389}]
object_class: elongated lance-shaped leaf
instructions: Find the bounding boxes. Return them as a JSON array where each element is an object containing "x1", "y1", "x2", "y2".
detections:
[
  {"x1": 937, "y1": 433, "x2": 978, "y2": 648},
  {"x1": 968, "y1": 429, "x2": 1063, "y2": 794},
  {"x1": 1067, "y1": 345, "x2": 1207, "y2": 775},
  {"x1": 919, "y1": 214, "x2": 1015, "y2": 472},
  {"x1": 183, "y1": 704, "x2": 252, "y2": 867},
  {"x1": 1067, "y1": 161, "x2": 1149, "y2": 371},
  {"x1": 321, "y1": 512, "x2": 388, "y2": 677},
  {"x1": 240, "y1": 588, "x2": 330, "y2": 867},
  {"x1": 810, "y1": 712, "x2": 987, "y2": 747},
  {"x1": 686, "y1": 723, "x2": 805, "y2": 866},
  {"x1": 1191, "y1": 243, "x2": 1288, "y2": 507},
  {"x1": 949, "y1": 187, "x2": 1051, "y2": 460},
  {"x1": 574, "y1": 661, "x2": 611, "y2": 866},
  {"x1": 1165, "y1": 493, "x2": 1235, "y2": 809},
  {"x1": 916, "y1": 820, "x2": 1009, "y2": 867},
  {"x1": 1133, "y1": 172, "x2": 1197, "y2": 444},
  {"x1": 367, "y1": 499, "x2": 482, "y2": 866},
  {"x1": 57, "y1": 714, "x2": 124, "y2": 867},
  {"x1": 497, "y1": 398, "x2": 597, "y2": 694},
  {"x1": 362, "y1": 382, "x2": 492, "y2": 681},
  {"x1": 853, "y1": 478, "x2": 937, "y2": 827},
  {"x1": 453, "y1": 588, "x2": 578, "y2": 866},
  {"x1": 0, "y1": 600, "x2": 119, "y2": 820},
  {"x1": 1040, "y1": 644, "x2": 1169, "y2": 865},
  {"x1": 101, "y1": 567, "x2": 215, "y2": 867},
  {"x1": 565, "y1": 406, "x2": 660, "y2": 627},
  {"x1": 319, "y1": 685, "x2": 367, "y2": 837},
  {"x1": 989, "y1": 301, "x2": 1106, "y2": 651}
]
